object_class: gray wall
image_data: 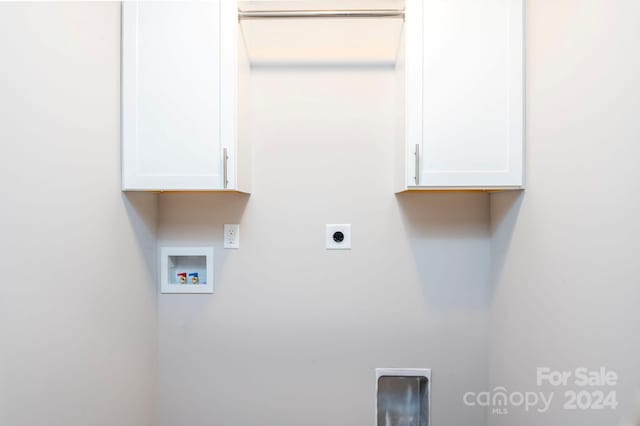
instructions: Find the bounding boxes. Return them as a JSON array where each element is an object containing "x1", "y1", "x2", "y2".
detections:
[
  {"x1": 0, "y1": 3, "x2": 157, "y2": 426},
  {"x1": 157, "y1": 69, "x2": 492, "y2": 426},
  {"x1": 489, "y1": 0, "x2": 640, "y2": 425}
]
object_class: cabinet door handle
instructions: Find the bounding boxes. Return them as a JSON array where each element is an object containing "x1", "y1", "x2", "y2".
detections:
[
  {"x1": 223, "y1": 148, "x2": 229, "y2": 189},
  {"x1": 414, "y1": 144, "x2": 420, "y2": 185}
]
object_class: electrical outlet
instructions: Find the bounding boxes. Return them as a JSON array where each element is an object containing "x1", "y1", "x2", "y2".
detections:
[
  {"x1": 326, "y1": 224, "x2": 351, "y2": 250},
  {"x1": 224, "y1": 224, "x2": 240, "y2": 249}
]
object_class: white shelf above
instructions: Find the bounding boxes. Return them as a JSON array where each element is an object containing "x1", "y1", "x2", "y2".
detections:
[
  {"x1": 239, "y1": 0, "x2": 404, "y2": 12},
  {"x1": 239, "y1": 0, "x2": 404, "y2": 66}
]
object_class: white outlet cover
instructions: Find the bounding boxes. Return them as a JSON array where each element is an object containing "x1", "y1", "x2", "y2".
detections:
[
  {"x1": 224, "y1": 224, "x2": 240, "y2": 249},
  {"x1": 326, "y1": 224, "x2": 351, "y2": 250}
]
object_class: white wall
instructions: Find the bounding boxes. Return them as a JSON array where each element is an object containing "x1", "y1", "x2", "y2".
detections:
[
  {"x1": 8, "y1": 2, "x2": 637, "y2": 425},
  {"x1": 157, "y1": 68, "x2": 492, "y2": 426},
  {"x1": 489, "y1": 0, "x2": 640, "y2": 424},
  {"x1": 0, "y1": 3, "x2": 158, "y2": 425}
]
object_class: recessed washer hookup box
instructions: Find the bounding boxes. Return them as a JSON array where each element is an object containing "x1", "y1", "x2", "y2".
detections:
[{"x1": 160, "y1": 246, "x2": 214, "y2": 294}]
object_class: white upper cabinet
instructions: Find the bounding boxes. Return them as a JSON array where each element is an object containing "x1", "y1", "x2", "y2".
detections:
[
  {"x1": 398, "y1": 0, "x2": 524, "y2": 191},
  {"x1": 122, "y1": 1, "x2": 249, "y2": 192}
]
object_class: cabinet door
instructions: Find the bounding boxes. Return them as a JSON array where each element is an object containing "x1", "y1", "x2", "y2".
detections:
[
  {"x1": 122, "y1": 2, "x2": 224, "y2": 191},
  {"x1": 406, "y1": 0, "x2": 524, "y2": 189}
]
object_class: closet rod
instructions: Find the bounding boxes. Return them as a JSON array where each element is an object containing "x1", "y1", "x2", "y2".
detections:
[{"x1": 238, "y1": 9, "x2": 405, "y2": 20}]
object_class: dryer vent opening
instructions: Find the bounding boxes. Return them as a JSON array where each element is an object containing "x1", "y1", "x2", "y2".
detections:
[{"x1": 376, "y1": 369, "x2": 431, "y2": 426}]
